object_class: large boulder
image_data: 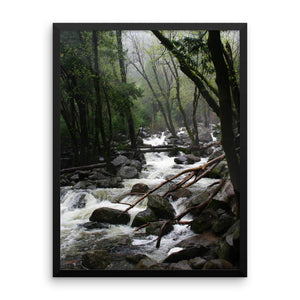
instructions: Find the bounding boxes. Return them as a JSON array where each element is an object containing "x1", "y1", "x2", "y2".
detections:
[
  {"x1": 185, "y1": 154, "x2": 200, "y2": 164},
  {"x1": 174, "y1": 156, "x2": 188, "y2": 165},
  {"x1": 145, "y1": 221, "x2": 173, "y2": 236},
  {"x1": 168, "y1": 187, "x2": 193, "y2": 201},
  {"x1": 131, "y1": 208, "x2": 157, "y2": 227},
  {"x1": 217, "y1": 220, "x2": 240, "y2": 264},
  {"x1": 118, "y1": 166, "x2": 138, "y2": 179},
  {"x1": 212, "y1": 213, "x2": 235, "y2": 234},
  {"x1": 130, "y1": 183, "x2": 149, "y2": 194},
  {"x1": 111, "y1": 155, "x2": 129, "y2": 167},
  {"x1": 89, "y1": 207, "x2": 130, "y2": 224},
  {"x1": 198, "y1": 129, "x2": 212, "y2": 143},
  {"x1": 130, "y1": 160, "x2": 142, "y2": 172},
  {"x1": 147, "y1": 195, "x2": 175, "y2": 219},
  {"x1": 190, "y1": 208, "x2": 218, "y2": 234},
  {"x1": 82, "y1": 250, "x2": 111, "y2": 269}
]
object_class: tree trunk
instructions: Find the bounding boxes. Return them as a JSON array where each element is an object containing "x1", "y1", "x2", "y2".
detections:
[
  {"x1": 116, "y1": 30, "x2": 137, "y2": 150},
  {"x1": 207, "y1": 31, "x2": 240, "y2": 195}
]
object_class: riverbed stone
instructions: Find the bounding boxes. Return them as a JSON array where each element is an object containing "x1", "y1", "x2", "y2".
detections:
[
  {"x1": 126, "y1": 254, "x2": 148, "y2": 264},
  {"x1": 135, "y1": 257, "x2": 157, "y2": 269},
  {"x1": 111, "y1": 155, "x2": 129, "y2": 167},
  {"x1": 189, "y1": 257, "x2": 207, "y2": 269},
  {"x1": 185, "y1": 154, "x2": 200, "y2": 163},
  {"x1": 82, "y1": 250, "x2": 111, "y2": 269},
  {"x1": 169, "y1": 260, "x2": 192, "y2": 270},
  {"x1": 174, "y1": 156, "x2": 188, "y2": 164},
  {"x1": 130, "y1": 160, "x2": 142, "y2": 172},
  {"x1": 80, "y1": 221, "x2": 110, "y2": 230},
  {"x1": 132, "y1": 208, "x2": 157, "y2": 227},
  {"x1": 190, "y1": 209, "x2": 218, "y2": 234},
  {"x1": 212, "y1": 213, "x2": 235, "y2": 234},
  {"x1": 202, "y1": 259, "x2": 233, "y2": 270},
  {"x1": 147, "y1": 194, "x2": 175, "y2": 219},
  {"x1": 73, "y1": 181, "x2": 88, "y2": 189},
  {"x1": 163, "y1": 246, "x2": 208, "y2": 263},
  {"x1": 130, "y1": 183, "x2": 149, "y2": 194},
  {"x1": 168, "y1": 187, "x2": 193, "y2": 201},
  {"x1": 145, "y1": 221, "x2": 173, "y2": 236},
  {"x1": 89, "y1": 207, "x2": 130, "y2": 224},
  {"x1": 118, "y1": 166, "x2": 138, "y2": 179}
]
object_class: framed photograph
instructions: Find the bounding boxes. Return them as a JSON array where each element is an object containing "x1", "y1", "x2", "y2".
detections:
[{"x1": 53, "y1": 23, "x2": 247, "y2": 277}]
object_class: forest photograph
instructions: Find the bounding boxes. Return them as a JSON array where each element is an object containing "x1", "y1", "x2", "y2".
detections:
[{"x1": 54, "y1": 23, "x2": 246, "y2": 276}]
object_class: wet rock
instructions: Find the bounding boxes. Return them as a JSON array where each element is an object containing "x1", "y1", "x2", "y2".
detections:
[
  {"x1": 132, "y1": 208, "x2": 157, "y2": 227},
  {"x1": 185, "y1": 154, "x2": 200, "y2": 163},
  {"x1": 118, "y1": 166, "x2": 138, "y2": 179},
  {"x1": 212, "y1": 213, "x2": 235, "y2": 234},
  {"x1": 147, "y1": 194, "x2": 175, "y2": 219},
  {"x1": 217, "y1": 220, "x2": 240, "y2": 263},
  {"x1": 70, "y1": 173, "x2": 79, "y2": 181},
  {"x1": 206, "y1": 161, "x2": 229, "y2": 179},
  {"x1": 202, "y1": 259, "x2": 233, "y2": 270},
  {"x1": 174, "y1": 156, "x2": 188, "y2": 164},
  {"x1": 169, "y1": 260, "x2": 192, "y2": 270},
  {"x1": 163, "y1": 246, "x2": 208, "y2": 263},
  {"x1": 126, "y1": 254, "x2": 148, "y2": 264},
  {"x1": 190, "y1": 209, "x2": 218, "y2": 234},
  {"x1": 130, "y1": 160, "x2": 142, "y2": 172},
  {"x1": 189, "y1": 257, "x2": 207, "y2": 269},
  {"x1": 135, "y1": 257, "x2": 157, "y2": 269},
  {"x1": 131, "y1": 183, "x2": 149, "y2": 194},
  {"x1": 145, "y1": 221, "x2": 173, "y2": 236},
  {"x1": 187, "y1": 191, "x2": 210, "y2": 208},
  {"x1": 73, "y1": 181, "x2": 88, "y2": 189},
  {"x1": 82, "y1": 250, "x2": 111, "y2": 269},
  {"x1": 176, "y1": 231, "x2": 219, "y2": 248},
  {"x1": 70, "y1": 193, "x2": 87, "y2": 209},
  {"x1": 111, "y1": 155, "x2": 129, "y2": 167},
  {"x1": 89, "y1": 207, "x2": 130, "y2": 225},
  {"x1": 80, "y1": 221, "x2": 110, "y2": 230},
  {"x1": 168, "y1": 187, "x2": 193, "y2": 201}
]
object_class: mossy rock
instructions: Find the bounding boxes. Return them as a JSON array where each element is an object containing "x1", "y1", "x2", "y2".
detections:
[
  {"x1": 131, "y1": 208, "x2": 157, "y2": 227},
  {"x1": 190, "y1": 208, "x2": 218, "y2": 234},
  {"x1": 145, "y1": 221, "x2": 173, "y2": 236},
  {"x1": 147, "y1": 194, "x2": 175, "y2": 219}
]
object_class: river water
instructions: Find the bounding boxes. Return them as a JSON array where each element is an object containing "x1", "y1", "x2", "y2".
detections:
[{"x1": 60, "y1": 132, "x2": 219, "y2": 266}]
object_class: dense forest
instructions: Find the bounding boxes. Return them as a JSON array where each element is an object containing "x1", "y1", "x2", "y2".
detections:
[{"x1": 59, "y1": 29, "x2": 242, "y2": 271}]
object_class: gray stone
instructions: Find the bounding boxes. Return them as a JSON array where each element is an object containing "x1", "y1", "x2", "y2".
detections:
[
  {"x1": 202, "y1": 259, "x2": 233, "y2": 270},
  {"x1": 73, "y1": 181, "x2": 88, "y2": 189},
  {"x1": 89, "y1": 207, "x2": 130, "y2": 225},
  {"x1": 145, "y1": 221, "x2": 173, "y2": 236},
  {"x1": 163, "y1": 247, "x2": 208, "y2": 263},
  {"x1": 130, "y1": 183, "x2": 149, "y2": 194},
  {"x1": 132, "y1": 208, "x2": 157, "y2": 227},
  {"x1": 111, "y1": 155, "x2": 129, "y2": 167},
  {"x1": 147, "y1": 194, "x2": 175, "y2": 219},
  {"x1": 189, "y1": 257, "x2": 207, "y2": 269},
  {"x1": 118, "y1": 166, "x2": 138, "y2": 179},
  {"x1": 82, "y1": 250, "x2": 111, "y2": 269}
]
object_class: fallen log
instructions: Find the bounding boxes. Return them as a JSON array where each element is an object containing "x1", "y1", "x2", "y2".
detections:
[{"x1": 60, "y1": 162, "x2": 106, "y2": 174}]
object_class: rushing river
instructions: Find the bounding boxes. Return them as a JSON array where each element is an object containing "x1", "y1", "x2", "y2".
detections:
[{"x1": 60, "y1": 132, "x2": 219, "y2": 267}]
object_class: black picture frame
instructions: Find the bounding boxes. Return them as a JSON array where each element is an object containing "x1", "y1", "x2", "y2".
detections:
[{"x1": 53, "y1": 23, "x2": 247, "y2": 277}]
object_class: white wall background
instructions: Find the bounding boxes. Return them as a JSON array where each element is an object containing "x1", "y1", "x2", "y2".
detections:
[{"x1": 1, "y1": 0, "x2": 299, "y2": 299}]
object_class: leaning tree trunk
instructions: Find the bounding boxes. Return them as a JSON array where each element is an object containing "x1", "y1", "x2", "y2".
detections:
[{"x1": 207, "y1": 31, "x2": 240, "y2": 201}]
